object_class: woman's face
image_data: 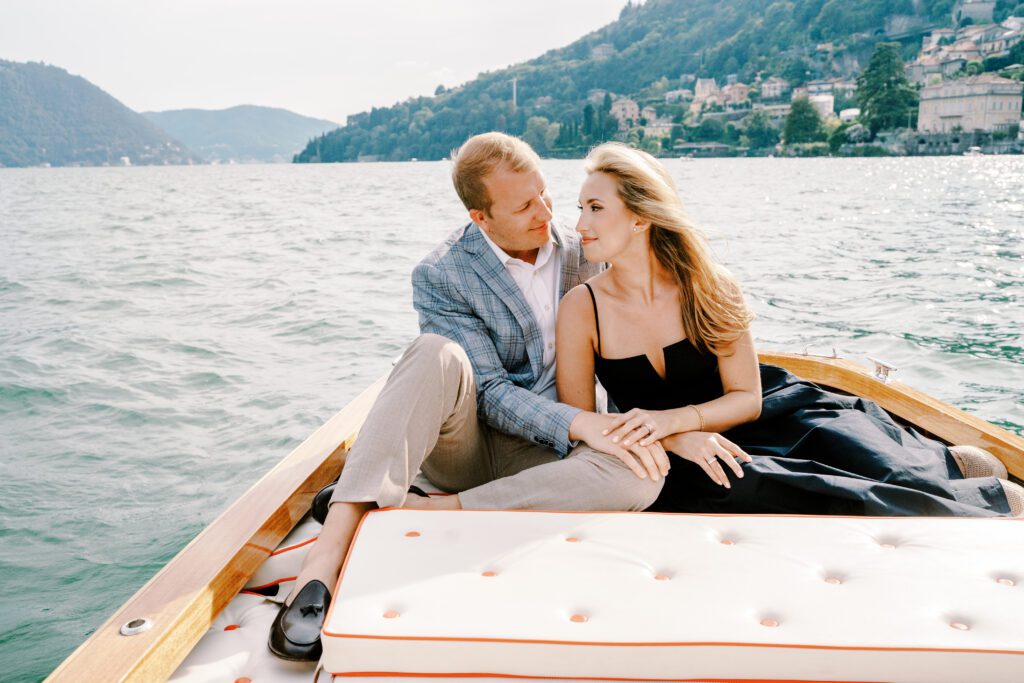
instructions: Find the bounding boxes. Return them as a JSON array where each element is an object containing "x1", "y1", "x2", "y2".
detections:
[{"x1": 576, "y1": 171, "x2": 642, "y2": 262}]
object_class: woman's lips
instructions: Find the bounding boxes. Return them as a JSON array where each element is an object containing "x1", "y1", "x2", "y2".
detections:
[{"x1": 581, "y1": 237, "x2": 597, "y2": 245}]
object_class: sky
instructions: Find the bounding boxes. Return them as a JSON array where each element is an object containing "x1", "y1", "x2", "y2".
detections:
[{"x1": 0, "y1": 0, "x2": 630, "y2": 125}]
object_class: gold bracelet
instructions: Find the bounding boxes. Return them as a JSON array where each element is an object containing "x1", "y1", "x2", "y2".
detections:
[{"x1": 691, "y1": 404, "x2": 705, "y2": 431}]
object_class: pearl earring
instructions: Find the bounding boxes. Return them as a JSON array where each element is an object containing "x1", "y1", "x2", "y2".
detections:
[{"x1": 632, "y1": 227, "x2": 638, "y2": 233}]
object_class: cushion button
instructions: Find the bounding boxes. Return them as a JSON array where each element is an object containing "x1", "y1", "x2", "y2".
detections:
[
  {"x1": 405, "y1": 531, "x2": 420, "y2": 538},
  {"x1": 760, "y1": 618, "x2": 779, "y2": 628},
  {"x1": 383, "y1": 610, "x2": 400, "y2": 619},
  {"x1": 950, "y1": 622, "x2": 970, "y2": 631},
  {"x1": 565, "y1": 536, "x2": 580, "y2": 543},
  {"x1": 880, "y1": 543, "x2": 896, "y2": 549},
  {"x1": 720, "y1": 538, "x2": 735, "y2": 546},
  {"x1": 570, "y1": 614, "x2": 588, "y2": 623},
  {"x1": 655, "y1": 574, "x2": 670, "y2": 581},
  {"x1": 482, "y1": 571, "x2": 498, "y2": 577},
  {"x1": 824, "y1": 577, "x2": 842, "y2": 585},
  {"x1": 996, "y1": 577, "x2": 1015, "y2": 586}
]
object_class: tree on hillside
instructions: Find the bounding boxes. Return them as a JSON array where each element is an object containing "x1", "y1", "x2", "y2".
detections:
[
  {"x1": 783, "y1": 97, "x2": 825, "y2": 144},
  {"x1": 741, "y1": 109, "x2": 780, "y2": 149},
  {"x1": 856, "y1": 43, "x2": 918, "y2": 136}
]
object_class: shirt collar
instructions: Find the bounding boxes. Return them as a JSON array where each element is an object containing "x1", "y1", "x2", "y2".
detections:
[{"x1": 477, "y1": 223, "x2": 556, "y2": 269}]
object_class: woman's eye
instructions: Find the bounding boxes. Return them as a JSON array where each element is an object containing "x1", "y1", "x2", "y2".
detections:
[
  {"x1": 591, "y1": 205, "x2": 602, "y2": 212},
  {"x1": 576, "y1": 204, "x2": 583, "y2": 211}
]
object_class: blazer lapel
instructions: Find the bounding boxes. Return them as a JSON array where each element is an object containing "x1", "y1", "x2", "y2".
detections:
[
  {"x1": 554, "y1": 223, "x2": 581, "y2": 298},
  {"x1": 463, "y1": 224, "x2": 544, "y2": 374}
]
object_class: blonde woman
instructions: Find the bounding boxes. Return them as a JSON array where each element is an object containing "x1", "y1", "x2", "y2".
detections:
[{"x1": 556, "y1": 143, "x2": 1020, "y2": 516}]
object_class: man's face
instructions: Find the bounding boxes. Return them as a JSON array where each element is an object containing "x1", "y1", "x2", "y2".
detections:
[{"x1": 472, "y1": 164, "x2": 553, "y2": 260}]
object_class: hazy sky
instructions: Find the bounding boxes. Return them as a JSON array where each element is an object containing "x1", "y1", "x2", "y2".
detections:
[{"x1": 1, "y1": 0, "x2": 629, "y2": 124}]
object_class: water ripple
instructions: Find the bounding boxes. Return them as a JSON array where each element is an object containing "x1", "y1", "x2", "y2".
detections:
[{"x1": 1, "y1": 158, "x2": 1022, "y2": 679}]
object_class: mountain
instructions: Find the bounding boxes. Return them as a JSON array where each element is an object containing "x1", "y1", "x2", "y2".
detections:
[
  {"x1": 0, "y1": 60, "x2": 197, "y2": 167},
  {"x1": 295, "y1": 0, "x2": 964, "y2": 162},
  {"x1": 143, "y1": 105, "x2": 339, "y2": 163}
]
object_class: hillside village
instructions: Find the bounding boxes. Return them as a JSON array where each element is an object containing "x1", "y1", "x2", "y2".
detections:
[{"x1": 553, "y1": 0, "x2": 1024, "y2": 156}]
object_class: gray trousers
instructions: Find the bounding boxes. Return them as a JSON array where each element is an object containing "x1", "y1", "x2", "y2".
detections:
[{"x1": 330, "y1": 334, "x2": 663, "y2": 511}]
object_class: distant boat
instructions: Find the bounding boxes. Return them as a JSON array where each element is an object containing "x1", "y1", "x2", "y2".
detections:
[{"x1": 964, "y1": 146, "x2": 984, "y2": 156}]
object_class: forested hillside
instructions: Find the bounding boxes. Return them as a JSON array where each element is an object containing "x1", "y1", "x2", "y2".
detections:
[
  {"x1": 144, "y1": 105, "x2": 338, "y2": 163},
  {"x1": 295, "y1": 0, "x2": 970, "y2": 162},
  {"x1": 0, "y1": 60, "x2": 197, "y2": 167}
]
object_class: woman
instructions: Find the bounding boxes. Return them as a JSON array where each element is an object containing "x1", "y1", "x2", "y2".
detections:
[{"x1": 556, "y1": 143, "x2": 1021, "y2": 517}]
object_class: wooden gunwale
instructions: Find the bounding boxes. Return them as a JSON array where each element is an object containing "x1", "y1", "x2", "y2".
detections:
[
  {"x1": 760, "y1": 352, "x2": 1024, "y2": 480},
  {"x1": 45, "y1": 352, "x2": 1024, "y2": 681}
]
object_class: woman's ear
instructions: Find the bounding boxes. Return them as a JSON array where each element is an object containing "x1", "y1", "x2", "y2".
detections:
[{"x1": 633, "y1": 218, "x2": 652, "y2": 233}]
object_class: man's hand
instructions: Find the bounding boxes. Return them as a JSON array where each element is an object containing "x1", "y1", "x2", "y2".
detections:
[{"x1": 569, "y1": 411, "x2": 670, "y2": 481}]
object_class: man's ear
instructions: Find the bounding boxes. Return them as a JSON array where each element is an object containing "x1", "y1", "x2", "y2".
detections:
[{"x1": 469, "y1": 208, "x2": 488, "y2": 229}]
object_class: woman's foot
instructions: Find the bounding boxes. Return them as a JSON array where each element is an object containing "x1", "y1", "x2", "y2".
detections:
[
  {"x1": 949, "y1": 445, "x2": 1007, "y2": 479},
  {"x1": 998, "y1": 478, "x2": 1024, "y2": 517}
]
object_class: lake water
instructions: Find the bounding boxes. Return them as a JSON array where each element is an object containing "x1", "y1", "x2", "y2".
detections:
[{"x1": 1, "y1": 158, "x2": 1022, "y2": 679}]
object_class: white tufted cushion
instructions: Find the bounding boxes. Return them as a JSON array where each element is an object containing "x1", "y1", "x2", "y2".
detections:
[
  {"x1": 322, "y1": 510, "x2": 1024, "y2": 682},
  {"x1": 169, "y1": 592, "x2": 316, "y2": 682}
]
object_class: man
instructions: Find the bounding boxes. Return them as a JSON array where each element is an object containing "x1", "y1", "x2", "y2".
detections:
[{"x1": 269, "y1": 132, "x2": 670, "y2": 661}]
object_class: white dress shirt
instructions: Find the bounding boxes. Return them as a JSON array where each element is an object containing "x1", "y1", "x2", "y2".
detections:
[{"x1": 479, "y1": 227, "x2": 561, "y2": 400}]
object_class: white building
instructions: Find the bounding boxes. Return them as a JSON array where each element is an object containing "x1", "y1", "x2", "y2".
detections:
[
  {"x1": 809, "y1": 94, "x2": 836, "y2": 119},
  {"x1": 591, "y1": 43, "x2": 616, "y2": 60},
  {"x1": 695, "y1": 78, "x2": 719, "y2": 100},
  {"x1": 918, "y1": 73, "x2": 1023, "y2": 133},
  {"x1": 664, "y1": 89, "x2": 693, "y2": 103},
  {"x1": 760, "y1": 76, "x2": 790, "y2": 100}
]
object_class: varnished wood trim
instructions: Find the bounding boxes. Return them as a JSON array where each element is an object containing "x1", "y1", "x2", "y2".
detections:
[
  {"x1": 45, "y1": 374, "x2": 388, "y2": 683},
  {"x1": 760, "y1": 352, "x2": 1024, "y2": 479}
]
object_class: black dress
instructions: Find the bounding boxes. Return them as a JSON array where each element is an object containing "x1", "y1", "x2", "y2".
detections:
[{"x1": 582, "y1": 284, "x2": 1010, "y2": 517}]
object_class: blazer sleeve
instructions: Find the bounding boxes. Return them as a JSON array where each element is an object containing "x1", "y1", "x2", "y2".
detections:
[{"x1": 412, "y1": 261, "x2": 581, "y2": 456}]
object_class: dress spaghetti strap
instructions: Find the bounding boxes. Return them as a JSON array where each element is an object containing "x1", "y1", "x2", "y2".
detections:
[{"x1": 583, "y1": 282, "x2": 602, "y2": 358}]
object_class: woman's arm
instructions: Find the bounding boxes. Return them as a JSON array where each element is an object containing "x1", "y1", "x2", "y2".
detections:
[
  {"x1": 557, "y1": 284, "x2": 671, "y2": 481},
  {"x1": 555, "y1": 285, "x2": 598, "y2": 412}
]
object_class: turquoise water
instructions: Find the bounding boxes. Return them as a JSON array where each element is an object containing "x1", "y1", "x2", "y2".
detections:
[{"x1": 1, "y1": 158, "x2": 1022, "y2": 680}]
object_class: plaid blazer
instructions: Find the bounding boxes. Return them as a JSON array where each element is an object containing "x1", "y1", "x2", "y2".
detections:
[{"x1": 412, "y1": 220, "x2": 602, "y2": 455}]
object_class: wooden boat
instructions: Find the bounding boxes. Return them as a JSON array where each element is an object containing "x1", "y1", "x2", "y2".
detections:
[{"x1": 46, "y1": 352, "x2": 1024, "y2": 682}]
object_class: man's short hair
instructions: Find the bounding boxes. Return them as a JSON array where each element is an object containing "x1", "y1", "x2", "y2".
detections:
[{"x1": 451, "y1": 132, "x2": 541, "y2": 215}]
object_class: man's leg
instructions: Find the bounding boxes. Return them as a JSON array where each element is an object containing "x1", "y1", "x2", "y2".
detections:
[
  {"x1": 271, "y1": 334, "x2": 493, "y2": 660},
  {"x1": 459, "y1": 433, "x2": 665, "y2": 512},
  {"x1": 288, "y1": 333, "x2": 491, "y2": 600}
]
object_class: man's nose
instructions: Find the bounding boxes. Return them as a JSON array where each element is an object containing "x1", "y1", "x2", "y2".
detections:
[{"x1": 535, "y1": 196, "x2": 553, "y2": 222}]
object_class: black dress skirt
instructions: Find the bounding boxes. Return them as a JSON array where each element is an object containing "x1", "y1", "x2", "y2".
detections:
[{"x1": 594, "y1": 339, "x2": 1010, "y2": 516}]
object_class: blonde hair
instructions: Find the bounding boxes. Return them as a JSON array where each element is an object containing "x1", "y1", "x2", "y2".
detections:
[
  {"x1": 583, "y1": 142, "x2": 753, "y2": 355},
  {"x1": 451, "y1": 132, "x2": 541, "y2": 215}
]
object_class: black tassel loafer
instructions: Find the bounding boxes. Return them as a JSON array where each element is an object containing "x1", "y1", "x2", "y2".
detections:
[{"x1": 267, "y1": 579, "x2": 331, "y2": 662}]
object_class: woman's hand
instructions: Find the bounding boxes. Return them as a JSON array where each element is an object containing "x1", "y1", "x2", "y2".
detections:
[
  {"x1": 570, "y1": 412, "x2": 671, "y2": 481},
  {"x1": 661, "y1": 432, "x2": 752, "y2": 488},
  {"x1": 603, "y1": 408, "x2": 681, "y2": 448}
]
